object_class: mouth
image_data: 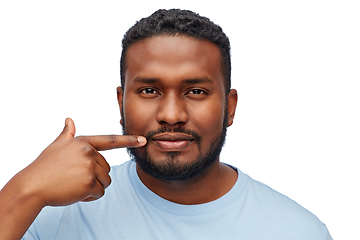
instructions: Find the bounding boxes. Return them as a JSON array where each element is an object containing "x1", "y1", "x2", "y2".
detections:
[{"x1": 151, "y1": 133, "x2": 195, "y2": 151}]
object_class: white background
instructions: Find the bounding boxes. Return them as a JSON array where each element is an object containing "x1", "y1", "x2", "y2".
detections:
[{"x1": 1, "y1": 1, "x2": 359, "y2": 239}]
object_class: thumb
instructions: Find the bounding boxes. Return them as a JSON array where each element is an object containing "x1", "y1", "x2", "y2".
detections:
[{"x1": 54, "y1": 118, "x2": 76, "y2": 142}]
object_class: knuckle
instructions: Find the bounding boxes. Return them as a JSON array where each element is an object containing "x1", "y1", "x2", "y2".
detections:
[
  {"x1": 104, "y1": 176, "x2": 112, "y2": 188},
  {"x1": 106, "y1": 135, "x2": 118, "y2": 146},
  {"x1": 82, "y1": 145, "x2": 97, "y2": 156},
  {"x1": 105, "y1": 164, "x2": 111, "y2": 173},
  {"x1": 73, "y1": 136, "x2": 86, "y2": 143},
  {"x1": 92, "y1": 185, "x2": 105, "y2": 199},
  {"x1": 95, "y1": 188, "x2": 105, "y2": 199},
  {"x1": 99, "y1": 187, "x2": 105, "y2": 197},
  {"x1": 82, "y1": 173, "x2": 97, "y2": 188},
  {"x1": 83, "y1": 160, "x2": 97, "y2": 172}
]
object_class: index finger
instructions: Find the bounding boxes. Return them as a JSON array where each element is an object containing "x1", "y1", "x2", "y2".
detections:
[{"x1": 78, "y1": 135, "x2": 147, "y2": 151}]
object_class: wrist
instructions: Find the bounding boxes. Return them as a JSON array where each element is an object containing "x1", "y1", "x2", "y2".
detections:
[{"x1": 14, "y1": 168, "x2": 48, "y2": 209}]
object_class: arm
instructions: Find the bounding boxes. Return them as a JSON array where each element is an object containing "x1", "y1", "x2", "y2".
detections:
[
  {"x1": 0, "y1": 172, "x2": 45, "y2": 240},
  {"x1": 0, "y1": 118, "x2": 146, "y2": 240}
]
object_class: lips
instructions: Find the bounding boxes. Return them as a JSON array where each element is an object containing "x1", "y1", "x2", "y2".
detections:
[{"x1": 151, "y1": 133, "x2": 194, "y2": 150}]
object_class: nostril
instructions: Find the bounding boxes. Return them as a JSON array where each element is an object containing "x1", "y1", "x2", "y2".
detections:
[
  {"x1": 156, "y1": 112, "x2": 188, "y2": 126},
  {"x1": 156, "y1": 97, "x2": 188, "y2": 126}
]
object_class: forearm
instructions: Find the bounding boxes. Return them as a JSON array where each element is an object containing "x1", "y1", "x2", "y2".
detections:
[{"x1": 0, "y1": 172, "x2": 45, "y2": 240}]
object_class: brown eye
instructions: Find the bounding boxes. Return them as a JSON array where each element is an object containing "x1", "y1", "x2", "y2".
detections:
[
  {"x1": 186, "y1": 88, "x2": 209, "y2": 99},
  {"x1": 142, "y1": 88, "x2": 157, "y2": 94},
  {"x1": 138, "y1": 88, "x2": 160, "y2": 98},
  {"x1": 189, "y1": 89, "x2": 204, "y2": 95}
]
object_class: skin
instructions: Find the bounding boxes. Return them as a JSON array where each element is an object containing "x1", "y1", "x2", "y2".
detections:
[
  {"x1": 117, "y1": 35, "x2": 238, "y2": 204},
  {"x1": 0, "y1": 35, "x2": 238, "y2": 239}
]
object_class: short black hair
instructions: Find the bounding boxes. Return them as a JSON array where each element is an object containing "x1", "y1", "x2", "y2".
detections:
[{"x1": 120, "y1": 9, "x2": 231, "y2": 94}]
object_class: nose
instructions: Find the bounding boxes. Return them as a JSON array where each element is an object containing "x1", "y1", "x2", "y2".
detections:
[{"x1": 156, "y1": 93, "x2": 188, "y2": 126}]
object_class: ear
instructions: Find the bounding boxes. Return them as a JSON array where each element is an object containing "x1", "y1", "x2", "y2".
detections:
[
  {"x1": 226, "y1": 89, "x2": 238, "y2": 127},
  {"x1": 116, "y1": 86, "x2": 124, "y2": 126}
]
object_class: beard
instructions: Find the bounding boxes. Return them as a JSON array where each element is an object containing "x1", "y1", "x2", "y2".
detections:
[{"x1": 122, "y1": 111, "x2": 228, "y2": 182}]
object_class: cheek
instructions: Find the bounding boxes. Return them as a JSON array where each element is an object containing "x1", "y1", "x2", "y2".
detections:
[
  {"x1": 123, "y1": 94, "x2": 163, "y2": 135},
  {"x1": 123, "y1": 97, "x2": 156, "y2": 134},
  {"x1": 188, "y1": 101, "x2": 225, "y2": 136}
]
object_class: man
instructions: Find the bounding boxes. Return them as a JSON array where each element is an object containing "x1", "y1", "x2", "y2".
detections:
[{"x1": 0, "y1": 9, "x2": 332, "y2": 239}]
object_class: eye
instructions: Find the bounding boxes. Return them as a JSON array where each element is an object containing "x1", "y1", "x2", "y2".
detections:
[
  {"x1": 186, "y1": 88, "x2": 208, "y2": 99},
  {"x1": 141, "y1": 88, "x2": 157, "y2": 94},
  {"x1": 138, "y1": 88, "x2": 160, "y2": 98},
  {"x1": 189, "y1": 89, "x2": 204, "y2": 95}
]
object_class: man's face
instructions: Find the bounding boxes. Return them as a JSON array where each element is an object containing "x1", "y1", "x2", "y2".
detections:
[{"x1": 118, "y1": 35, "x2": 236, "y2": 181}]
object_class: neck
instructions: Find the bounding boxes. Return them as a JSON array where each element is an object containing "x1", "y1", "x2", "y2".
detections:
[{"x1": 136, "y1": 160, "x2": 237, "y2": 205}]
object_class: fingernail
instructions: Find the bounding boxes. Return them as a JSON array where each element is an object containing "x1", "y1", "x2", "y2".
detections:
[
  {"x1": 65, "y1": 118, "x2": 69, "y2": 126},
  {"x1": 137, "y1": 136, "x2": 147, "y2": 145}
]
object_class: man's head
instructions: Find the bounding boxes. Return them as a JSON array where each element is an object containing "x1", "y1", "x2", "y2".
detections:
[{"x1": 117, "y1": 9, "x2": 237, "y2": 181}]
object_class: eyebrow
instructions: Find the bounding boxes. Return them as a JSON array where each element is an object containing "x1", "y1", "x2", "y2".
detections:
[
  {"x1": 183, "y1": 77, "x2": 213, "y2": 84},
  {"x1": 133, "y1": 77, "x2": 160, "y2": 84},
  {"x1": 133, "y1": 76, "x2": 214, "y2": 84}
]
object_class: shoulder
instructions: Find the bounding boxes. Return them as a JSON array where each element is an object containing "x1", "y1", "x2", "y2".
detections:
[
  {"x1": 236, "y1": 170, "x2": 329, "y2": 238},
  {"x1": 245, "y1": 174, "x2": 316, "y2": 217}
]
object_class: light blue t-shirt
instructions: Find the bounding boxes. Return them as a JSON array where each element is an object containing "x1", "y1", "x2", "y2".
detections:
[{"x1": 23, "y1": 161, "x2": 332, "y2": 240}]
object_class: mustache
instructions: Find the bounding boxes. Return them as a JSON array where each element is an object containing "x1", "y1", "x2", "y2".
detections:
[{"x1": 146, "y1": 126, "x2": 202, "y2": 143}]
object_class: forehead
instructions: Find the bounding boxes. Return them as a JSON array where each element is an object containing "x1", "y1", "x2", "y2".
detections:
[{"x1": 123, "y1": 35, "x2": 224, "y2": 88}]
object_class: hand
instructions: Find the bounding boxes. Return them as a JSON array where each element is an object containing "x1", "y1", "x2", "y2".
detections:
[{"x1": 19, "y1": 118, "x2": 147, "y2": 207}]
